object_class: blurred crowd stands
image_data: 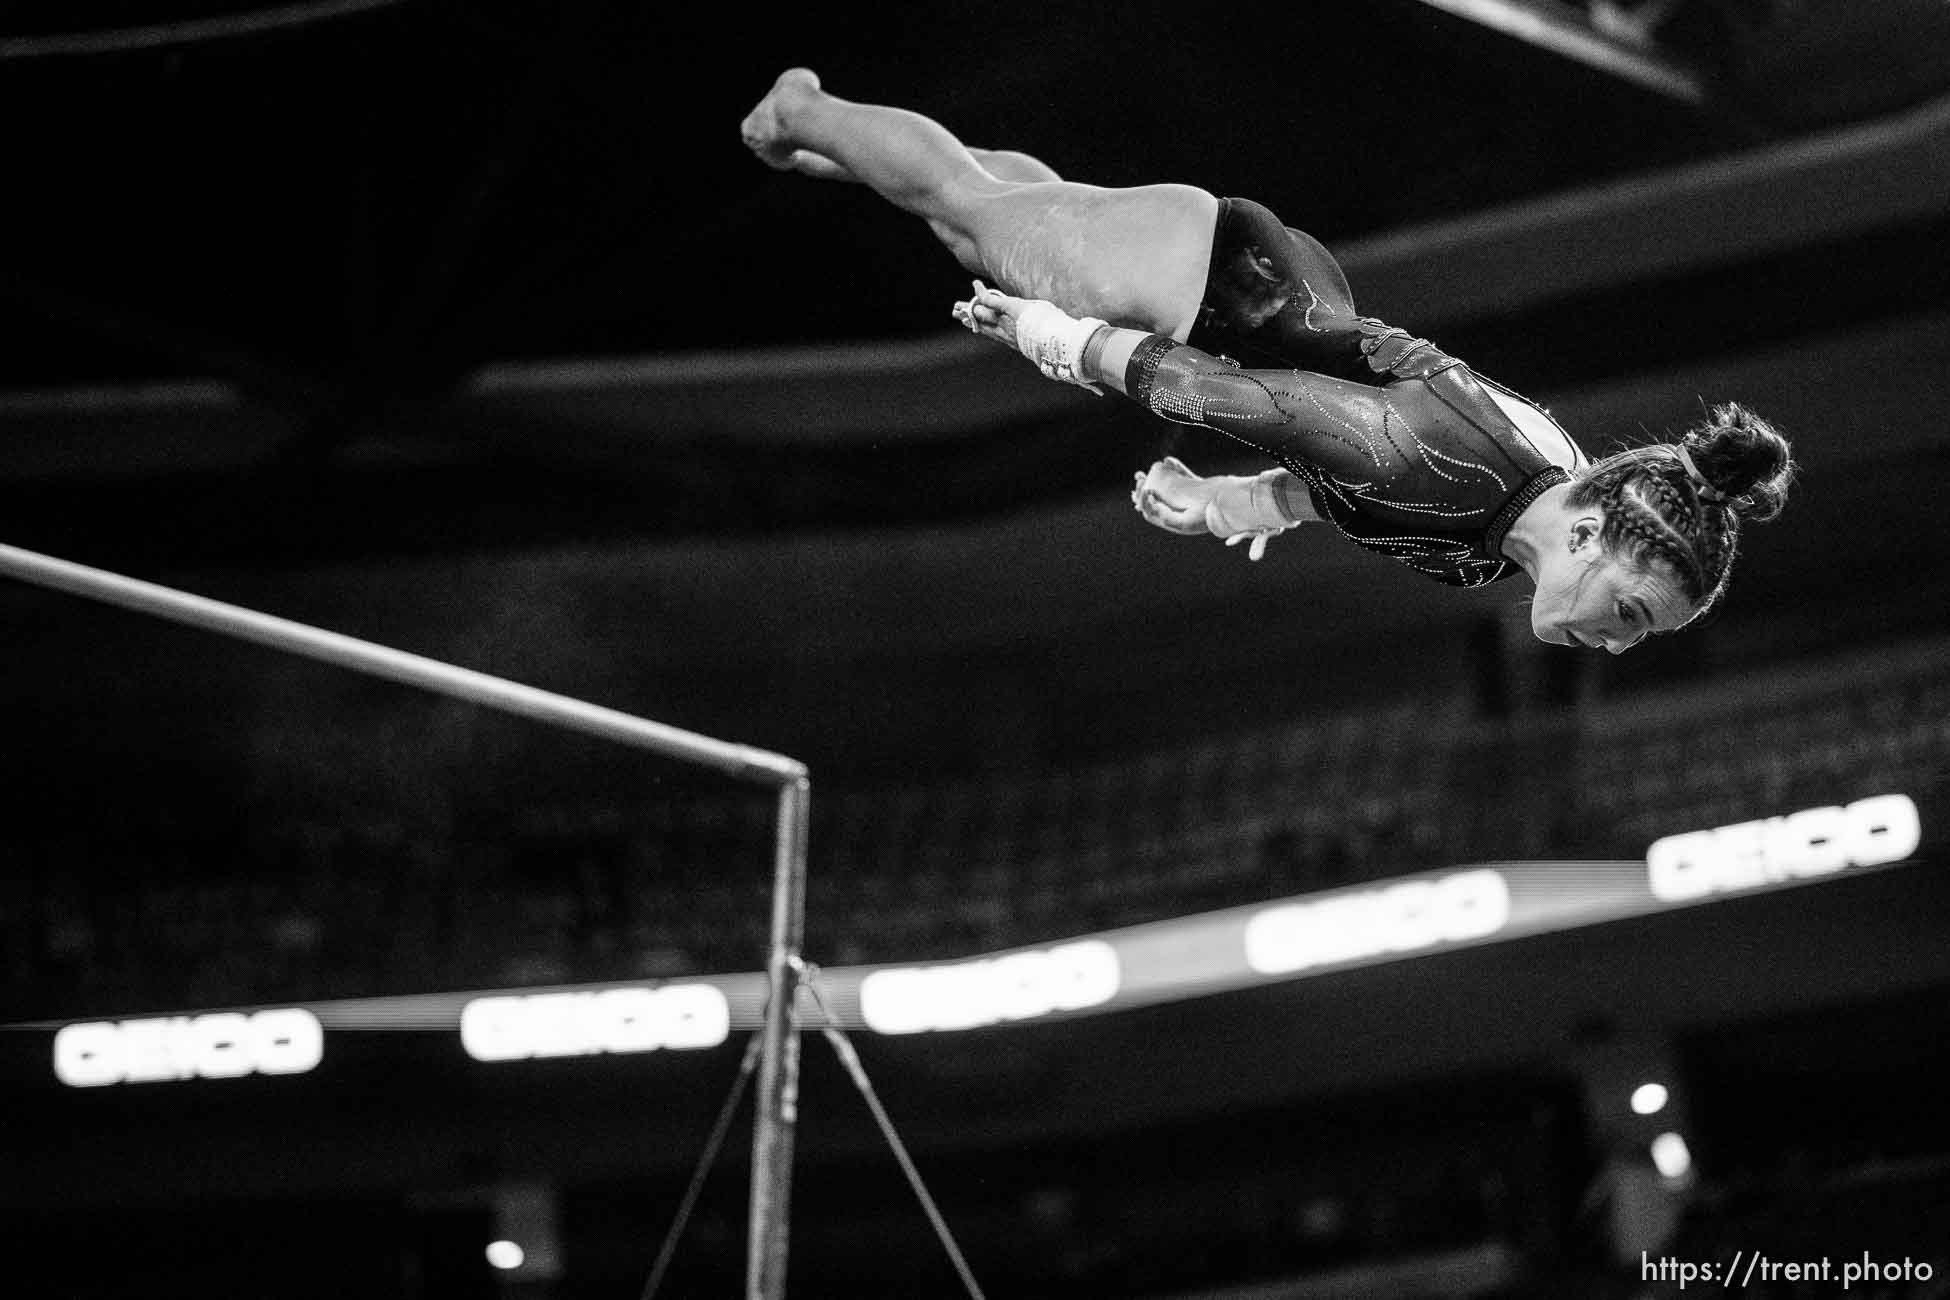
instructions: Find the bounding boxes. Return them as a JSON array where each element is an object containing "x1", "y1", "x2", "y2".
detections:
[{"x1": 4, "y1": 634, "x2": 1946, "y2": 1022}]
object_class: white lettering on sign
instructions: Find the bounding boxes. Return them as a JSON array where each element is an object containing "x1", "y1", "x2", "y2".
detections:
[
  {"x1": 1647, "y1": 794, "x2": 1921, "y2": 903},
  {"x1": 54, "y1": 1007, "x2": 323, "y2": 1087},
  {"x1": 459, "y1": 984, "x2": 729, "y2": 1062},
  {"x1": 1243, "y1": 869, "x2": 1512, "y2": 975},
  {"x1": 860, "y1": 940, "x2": 1121, "y2": 1035}
]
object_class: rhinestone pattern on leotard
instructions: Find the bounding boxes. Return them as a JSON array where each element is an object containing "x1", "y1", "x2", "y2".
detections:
[{"x1": 1126, "y1": 334, "x2": 1580, "y2": 588}]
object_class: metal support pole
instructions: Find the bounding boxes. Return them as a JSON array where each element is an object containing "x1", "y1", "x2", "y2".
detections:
[{"x1": 748, "y1": 775, "x2": 810, "y2": 1299}]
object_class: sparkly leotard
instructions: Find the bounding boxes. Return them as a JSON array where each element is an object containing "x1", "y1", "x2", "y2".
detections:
[{"x1": 1148, "y1": 197, "x2": 1587, "y2": 587}]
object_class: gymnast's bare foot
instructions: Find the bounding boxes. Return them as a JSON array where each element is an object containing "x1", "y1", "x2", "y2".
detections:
[{"x1": 740, "y1": 68, "x2": 859, "y2": 181}]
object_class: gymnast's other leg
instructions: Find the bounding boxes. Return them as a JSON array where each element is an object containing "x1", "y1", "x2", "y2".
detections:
[{"x1": 740, "y1": 68, "x2": 1217, "y2": 341}]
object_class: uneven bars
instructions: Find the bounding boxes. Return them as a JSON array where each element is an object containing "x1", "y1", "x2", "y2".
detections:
[{"x1": 0, "y1": 540, "x2": 811, "y2": 1299}]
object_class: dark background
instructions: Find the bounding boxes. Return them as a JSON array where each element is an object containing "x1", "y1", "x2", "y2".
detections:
[{"x1": 4, "y1": 2, "x2": 1950, "y2": 1298}]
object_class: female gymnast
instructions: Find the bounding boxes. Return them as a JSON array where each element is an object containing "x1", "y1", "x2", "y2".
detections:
[{"x1": 741, "y1": 69, "x2": 1796, "y2": 653}]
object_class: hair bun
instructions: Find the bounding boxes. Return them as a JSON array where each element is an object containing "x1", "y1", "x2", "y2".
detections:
[{"x1": 1682, "y1": 402, "x2": 1796, "y2": 522}]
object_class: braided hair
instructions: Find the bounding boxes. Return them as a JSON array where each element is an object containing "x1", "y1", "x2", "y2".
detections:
[{"x1": 1566, "y1": 402, "x2": 1797, "y2": 620}]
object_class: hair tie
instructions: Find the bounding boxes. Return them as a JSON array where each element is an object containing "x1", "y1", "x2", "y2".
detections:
[{"x1": 1675, "y1": 446, "x2": 1728, "y2": 503}]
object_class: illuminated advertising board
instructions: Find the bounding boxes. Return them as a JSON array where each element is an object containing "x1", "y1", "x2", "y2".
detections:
[{"x1": 15, "y1": 794, "x2": 1924, "y2": 1081}]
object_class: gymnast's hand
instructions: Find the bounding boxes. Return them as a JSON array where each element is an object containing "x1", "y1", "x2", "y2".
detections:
[
  {"x1": 1132, "y1": 457, "x2": 1217, "y2": 536},
  {"x1": 1134, "y1": 458, "x2": 1299, "y2": 561},
  {"x1": 951, "y1": 280, "x2": 1025, "y2": 352},
  {"x1": 952, "y1": 281, "x2": 1107, "y2": 392}
]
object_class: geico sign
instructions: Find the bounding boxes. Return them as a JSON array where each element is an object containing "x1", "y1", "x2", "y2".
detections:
[
  {"x1": 54, "y1": 1008, "x2": 323, "y2": 1088},
  {"x1": 860, "y1": 940, "x2": 1120, "y2": 1035},
  {"x1": 1244, "y1": 869, "x2": 1511, "y2": 975},
  {"x1": 459, "y1": 985, "x2": 729, "y2": 1062},
  {"x1": 1648, "y1": 793, "x2": 1921, "y2": 903}
]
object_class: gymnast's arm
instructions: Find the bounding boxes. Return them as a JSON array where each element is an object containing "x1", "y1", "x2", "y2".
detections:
[
  {"x1": 1024, "y1": 324, "x2": 1326, "y2": 548},
  {"x1": 1081, "y1": 329, "x2": 1418, "y2": 477},
  {"x1": 958, "y1": 286, "x2": 1424, "y2": 479},
  {"x1": 957, "y1": 286, "x2": 1446, "y2": 544}
]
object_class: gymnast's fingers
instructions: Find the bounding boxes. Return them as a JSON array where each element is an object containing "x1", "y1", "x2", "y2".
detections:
[
  {"x1": 1137, "y1": 488, "x2": 1206, "y2": 535},
  {"x1": 1138, "y1": 461, "x2": 1199, "y2": 504},
  {"x1": 1143, "y1": 457, "x2": 1202, "y2": 491},
  {"x1": 971, "y1": 280, "x2": 1025, "y2": 316},
  {"x1": 1224, "y1": 532, "x2": 1272, "y2": 561}
]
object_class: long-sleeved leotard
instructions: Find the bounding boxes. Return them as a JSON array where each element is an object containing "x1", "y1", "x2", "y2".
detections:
[
  {"x1": 1134, "y1": 197, "x2": 1587, "y2": 587},
  {"x1": 1125, "y1": 322, "x2": 1586, "y2": 588}
]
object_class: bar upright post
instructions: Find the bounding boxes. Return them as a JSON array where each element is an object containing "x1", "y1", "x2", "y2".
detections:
[{"x1": 748, "y1": 773, "x2": 809, "y2": 1299}]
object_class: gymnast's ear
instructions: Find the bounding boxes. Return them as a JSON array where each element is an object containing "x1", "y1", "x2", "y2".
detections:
[{"x1": 1569, "y1": 515, "x2": 1604, "y2": 554}]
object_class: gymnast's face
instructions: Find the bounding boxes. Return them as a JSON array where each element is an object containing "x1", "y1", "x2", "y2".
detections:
[{"x1": 1530, "y1": 519, "x2": 1695, "y2": 654}]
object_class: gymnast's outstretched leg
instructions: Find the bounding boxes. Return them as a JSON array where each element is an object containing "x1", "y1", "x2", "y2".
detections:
[{"x1": 741, "y1": 68, "x2": 1217, "y2": 341}]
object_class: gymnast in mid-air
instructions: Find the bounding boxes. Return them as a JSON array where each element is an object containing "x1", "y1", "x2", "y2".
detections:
[{"x1": 741, "y1": 69, "x2": 1796, "y2": 653}]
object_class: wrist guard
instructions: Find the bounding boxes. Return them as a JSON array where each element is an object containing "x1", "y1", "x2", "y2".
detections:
[
  {"x1": 1013, "y1": 301, "x2": 1108, "y2": 394},
  {"x1": 1206, "y1": 470, "x2": 1300, "y2": 562}
]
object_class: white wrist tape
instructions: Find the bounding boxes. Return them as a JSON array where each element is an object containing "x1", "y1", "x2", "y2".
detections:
[
  {"x1": 1013, "y1": 301, "x2": 1108, "y2": 393},
  {"x1": 1205, "y1": 471, "x2": 1295, "y2": 535},
  {"x1": 1206, "y1": 471, "x2": 1298, "y2": 562}
]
